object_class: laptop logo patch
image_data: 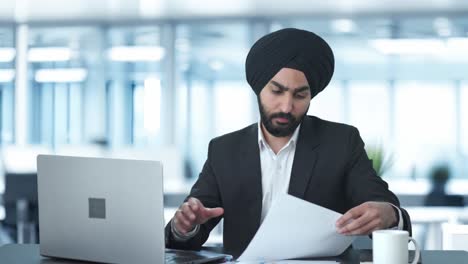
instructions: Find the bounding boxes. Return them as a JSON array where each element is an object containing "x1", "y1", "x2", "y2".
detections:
[{"x1": 88, "y1": 198, "x2": 106, "y2": 219}]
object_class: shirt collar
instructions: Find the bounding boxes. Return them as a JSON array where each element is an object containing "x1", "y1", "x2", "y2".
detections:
[{"x1": 258, "y1": 120, "x2": 301, "y2": 151}]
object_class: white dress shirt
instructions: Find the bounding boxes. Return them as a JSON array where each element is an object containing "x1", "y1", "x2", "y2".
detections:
[{"x1": 258, "y1": 122, "x2": 300, "y2": 222}]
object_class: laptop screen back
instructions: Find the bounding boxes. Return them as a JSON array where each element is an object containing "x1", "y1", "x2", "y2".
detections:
[{"x1": 37, "y1": 155, "x2": 165, "y2": 264}]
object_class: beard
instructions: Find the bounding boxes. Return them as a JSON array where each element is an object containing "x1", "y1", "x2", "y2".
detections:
[{"x1": 258, "y1": 97, "x2": 307, "y2": 137}]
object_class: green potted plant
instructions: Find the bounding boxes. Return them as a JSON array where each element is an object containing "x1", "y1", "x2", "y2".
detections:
[{"x1": 365, "y1": 144, "x2": 393, "y2": 177}]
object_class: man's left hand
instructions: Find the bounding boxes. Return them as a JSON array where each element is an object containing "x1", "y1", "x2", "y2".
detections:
[{"x1": 335, "y1": 202, "x2": 397, "y2": 235}]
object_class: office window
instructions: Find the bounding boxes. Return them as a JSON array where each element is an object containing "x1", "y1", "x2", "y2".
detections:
[
  {"x1": 107, "y1": 26, "x2": 164, "y2": 147},
  {"x1": 106, "y1": 25, "x2": 169, "y2": 147},
  {"x1": 69, "y1": 84, "x2": 83, "y2": 143},
  {"x1": 132, "y1": 78, "x2": 162, "y2": 146},
  {"x1": 189, "y1": 81, "x2": 212, "y2": 175},
  {"x1": 283, "y1": 17, "x2": 392, "y2": 75},
  {"x1": 214, "y1": 81, "x2": 255, "y2": 137},
  {"x1": 54, "y1": 84, "x2": 71, "y2": 145},
  {"x1": 307, "y1": 80, "x2": 345, "y2": 123},
  {"x1": 461, "y1": 83, "x2": 468, "y2": 157},
  {"x1": 0, "y1": 82, "x2": 14, "y2": 144},
  {"x1": 271, "y1": 16, "x2": 468, "y2": 180},
  {"x1": 394, "y1": 81, "x2": 456, "y2": 178},
  {"x1": 175, "y1": 22, "x2": 251, "y2": 177},
  {"x1": 0, "y1": 27, "x2": 15, "y2": 144},
  {"x1": 175, "y1": 80, "x2": 188, "y2": 156},
  {"x1": 28, "y1": 26, "x2": 98, "y2": 147},
  {"x1": 349, "y1": 82, "x2": 391, "y2": 146},
  {"x1": 31, "y1": 82, "x2": 84, "y2": 146}
]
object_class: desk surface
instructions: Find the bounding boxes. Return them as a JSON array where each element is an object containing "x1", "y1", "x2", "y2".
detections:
[{"x1": 1, "y1": 244, "x2": 467, "y2": 264}]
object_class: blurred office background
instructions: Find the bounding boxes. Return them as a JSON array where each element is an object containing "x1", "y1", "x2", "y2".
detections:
[{"x1": 1, "y1": 0, "x2": 468, "y2": 250}]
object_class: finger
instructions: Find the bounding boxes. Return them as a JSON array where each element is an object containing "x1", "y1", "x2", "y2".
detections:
[
  {"x1": 338, "y1": 212, "x2": 373, "y2": 234},
  {"x1": 346, "y1": 218, "x2": 381, "y2": 235},
  {"x1": 174, "y1": 212, "x2": 192, "y2": 234},
  {"x1": 188, "y1": 197, "x2": 202, "y2": 212},
  {"x1": 180, "y1": 203, "x2": 196, "y2": 221},
  {"x1": 176, "y1": 210, "x2": 193, "y2": 227},
  {"x1": 336, "y1": 206, "x2": 365, "y2": 228},
  {"x1": 205, "y1": 207, "x2": 224, "y2": 218},
  {"x1": 198, "y1": 207, "x2": 224, "y2": 224}
]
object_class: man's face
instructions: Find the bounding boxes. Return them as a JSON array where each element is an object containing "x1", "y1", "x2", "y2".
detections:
[{"x1": 258, "y1": 68, "x2": 311, "y2": 137}]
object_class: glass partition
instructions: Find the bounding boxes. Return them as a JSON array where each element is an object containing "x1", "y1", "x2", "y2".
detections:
[
  {"x1": 276, "y1": 16, "x2": 468, "y2": 178},
  {"x1": 106, "y1": 25, "x2": 164, "y2": 147},
  {"x1": 175, "y1": 22, "x2": 254, "y2": 177},
  {"x1": 0, "y1": 26, "x2": 15, "y2": 144},
  {"x1": 28, "y1": 26, "x2": 100, "y2": 147},
  {"x1": 2, "y1": 15, "x2": 468, "y2": 180}
]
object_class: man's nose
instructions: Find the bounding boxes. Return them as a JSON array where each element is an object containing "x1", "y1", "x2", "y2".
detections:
[{"x1": 279, "y1": 94, "x2": 293, "y2": 113}]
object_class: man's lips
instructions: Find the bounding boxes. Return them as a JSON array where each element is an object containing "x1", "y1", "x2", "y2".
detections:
[{"x1": 274, "y1": 117, "x2": 290, "y2": 123}]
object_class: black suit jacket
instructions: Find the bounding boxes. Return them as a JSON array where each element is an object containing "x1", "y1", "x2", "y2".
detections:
[{"x1": 165, "y1": 116, "x2": 412, "y2": 258}]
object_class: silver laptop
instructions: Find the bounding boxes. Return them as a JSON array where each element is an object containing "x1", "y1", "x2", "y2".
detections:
[{"x1": 37, "y1": 155, "x2": 231, "y2": 264}]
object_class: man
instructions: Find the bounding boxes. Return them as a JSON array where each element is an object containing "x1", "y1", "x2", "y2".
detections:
[{"x1": 165, "y1": 28, "x2": 411, "y2": 258}]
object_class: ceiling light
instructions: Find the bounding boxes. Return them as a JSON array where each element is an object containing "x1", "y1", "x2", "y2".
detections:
[
  {"x1": 209, "y1": 60, "x2": 224, "y2": 71},
  {"x1": 331, "y1": 19, "x2": 356, "y2": 33},
  {"x1": 108, "y1": 46, "x2": 165, "y2": 62},
  {"x1": 0, "y1": 48, "x2": 16, "y2": 62},
  {"x1": 35, "y1": 68, "x2": 87, "y2": 83},
  {"x1": 28, "y1": 47, "x2": 72, "y2": 62},
  {"x1": 370, "y1": 38, "x2": 446, "y2": 55}
]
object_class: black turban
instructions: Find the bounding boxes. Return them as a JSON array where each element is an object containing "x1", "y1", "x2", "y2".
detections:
[{"x1": 245, "y1": 28, "x2": 334, "y2": 98}]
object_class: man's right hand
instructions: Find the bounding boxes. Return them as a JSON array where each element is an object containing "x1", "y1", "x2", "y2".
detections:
[{"x1": 173, "y1": 197, "x2": 224, "y2": 235}]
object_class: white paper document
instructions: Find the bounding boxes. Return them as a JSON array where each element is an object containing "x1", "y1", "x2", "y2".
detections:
[
  {"x1": 233, "y1": 261, "x2": 337, "y2": 264},
  {"x1": 237, "y1": 194, "x2": 355, "y2": 261},
  {"x1": 234, "y1": 261, "x2": 337, "y2": 264}
]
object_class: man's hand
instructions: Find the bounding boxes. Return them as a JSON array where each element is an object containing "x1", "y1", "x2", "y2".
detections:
[
  {"x1": 173, "y1": 197, "x2": 224, "y2": 235},
  {"x1": 335, "y1": 202, "x2": 397, "y2": 235}
]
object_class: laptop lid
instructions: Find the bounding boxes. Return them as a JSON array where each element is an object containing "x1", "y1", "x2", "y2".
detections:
[{"x1": 37, "y1": 155, "x2": 165, "y2": 264}]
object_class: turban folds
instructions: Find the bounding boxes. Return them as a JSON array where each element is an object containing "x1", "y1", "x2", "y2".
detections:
[{"x1": 245, "y1": 28, "x2": 334, "y2": 98}]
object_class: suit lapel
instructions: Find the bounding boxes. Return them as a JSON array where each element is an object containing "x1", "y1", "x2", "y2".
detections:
[
  {"x1": 288, "y1": 116, "x2": 320, "y2": 199},
  {"x1": 239, "y1": 124, "x2": 263, "y2": 233}
]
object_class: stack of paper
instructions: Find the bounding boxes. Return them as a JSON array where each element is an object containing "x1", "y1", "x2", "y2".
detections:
[{"x1": 237, "y1": 194, "x2": 355, "y2": 262}]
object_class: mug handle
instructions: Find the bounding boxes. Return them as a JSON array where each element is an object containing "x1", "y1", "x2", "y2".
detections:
[{"x1": 409, "y1": 237, "x2": 420, "y2": 264}]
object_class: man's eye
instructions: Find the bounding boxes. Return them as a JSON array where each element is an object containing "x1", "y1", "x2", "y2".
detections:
[
  {"x1": 272, "y1": 90, "x2": 282, "y2": 94},
  {"x1": 295, "y1": 94, "x2": 306, "y2": 99}
]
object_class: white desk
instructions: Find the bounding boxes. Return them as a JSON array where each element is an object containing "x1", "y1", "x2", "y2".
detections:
[{"x1": 406, "y1": 206, "x2": 468, "y2": 250}]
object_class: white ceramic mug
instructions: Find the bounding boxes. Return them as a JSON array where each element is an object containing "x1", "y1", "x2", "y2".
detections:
[{"x1": 373, "y1": 230, "x2": 420, "y2": 264}]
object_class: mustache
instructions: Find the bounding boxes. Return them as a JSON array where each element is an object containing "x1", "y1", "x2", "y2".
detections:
[{"x1": 270, "y1": 112, "x2": 295, "y2": 121}]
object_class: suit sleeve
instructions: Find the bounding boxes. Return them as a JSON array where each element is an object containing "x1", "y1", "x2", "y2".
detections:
[
  {"x1": 344, "y1": 127, "x2": 412, "y2": 235},
  {"x1": 165, "y1": 140, "x2": 223, "y2": 250}
]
